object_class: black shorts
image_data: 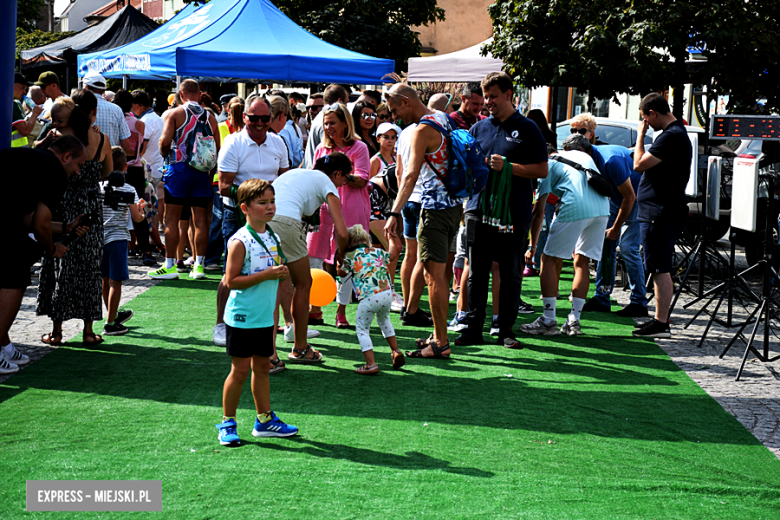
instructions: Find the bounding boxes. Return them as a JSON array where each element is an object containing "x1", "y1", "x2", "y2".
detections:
[
  {"x1": 640, "y1": 221, "x2": 682, "y2": 274},
  {"x1": 0, "y1": 228, "x2": 42, "y2": 289},
  {"x1": 225, "y1": 324, "x2": 274, "y2": 358},
  {"x1": 163, "y1": 187, "x2": 211, "y2": 210},
  {"x1": 369, "y1": 184, "x2": 391, "y2": 222}
]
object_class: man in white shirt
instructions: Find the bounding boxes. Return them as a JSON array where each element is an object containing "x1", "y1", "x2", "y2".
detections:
[
  {"x1": 131, "y1": 90, "x2": 165, "y2": 245},
  {"x1": 212, "y1": 95, "x2": 290, "y2": 347}
]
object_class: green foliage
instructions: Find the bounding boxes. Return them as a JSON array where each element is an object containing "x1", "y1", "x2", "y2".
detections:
[
  {"x1": 275, "y1": 0, "x2": 445, "y2": 72},
  {"x1": 16, "y1": 28, "x2": 75, "y2": 60},
  {"x1": 17, "y1": 0, "x2": 45, "y2": 32},
  {"x1": 486, "y1": 0, "x2": 780, "y2": 114}
]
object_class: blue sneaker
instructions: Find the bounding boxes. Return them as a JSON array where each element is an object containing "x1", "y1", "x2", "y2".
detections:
[
  {"x1": 252, "y1": 412, "x2": 298, "y2": 438},
  {"x1": 216, "y1": 418, "x2": 240, "y2": 446},
  {"x1": 447, "y1": 313, "x2": 468, "y2": 332}
]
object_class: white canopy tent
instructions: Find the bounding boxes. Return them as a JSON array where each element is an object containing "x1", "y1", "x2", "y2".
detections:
[{"x1": 406, "y1": 38, "x2": 504, "y2": 82}]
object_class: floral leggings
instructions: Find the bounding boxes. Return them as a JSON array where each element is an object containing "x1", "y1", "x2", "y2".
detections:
[{"x1": 355, "y1": 289, "x2": 395, "y2": 352}]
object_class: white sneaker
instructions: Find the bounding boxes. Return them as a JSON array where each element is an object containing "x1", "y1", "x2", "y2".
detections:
[
  {"x1": 449, "y1": 291, "x2": 459, "y2": 302},
  {"x1": 560, "y1": 318, "x2": 583, "y2": 336},
  {"x1": 2, "y1": 345, "x2": 30, "y2": 365},
  {"x1": 391, "y1": 292, "x2": 405, "y2": 313},
  {"x1": 184, "y1": 257, "x2": 194, "y2": 267},
  {"x1": 213, "y1": 323, "x2": 227, "y2": 347},
  {"x1": 282, "y1": 325, "x2": 321, "y2": 343},
  {"x1": 0, "y1": 358, "x2": 19, "y2": 375},
  {"x1": 520, "y1": 317, "x2": 560, "y2": 336}
]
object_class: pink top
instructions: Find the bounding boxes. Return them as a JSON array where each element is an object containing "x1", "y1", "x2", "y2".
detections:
[
  {"x1": 124, "y1": 112, "x2": 143, "y2": 167},
  {"x1": 307, "y1": 140, "x2": 371, "y2": 263}
]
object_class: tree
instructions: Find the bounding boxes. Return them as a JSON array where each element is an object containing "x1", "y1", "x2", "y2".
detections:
[
  {"x1": 485, "y1": 0, "x2": 779, "y2": 115},
  {"x1": 273, "y1": 0, "x2": 446, "y2": 73},
  {"x1": 16, "y1": 28, "x2": 75, "y2": 60},
  {"x1": 17, "y1": 0, "x2": 45, "y2": 32}
]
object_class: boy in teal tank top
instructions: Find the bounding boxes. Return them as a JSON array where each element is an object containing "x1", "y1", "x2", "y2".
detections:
[{"x1": 216, "y1": 179, "x2": 298, "y2": 445}]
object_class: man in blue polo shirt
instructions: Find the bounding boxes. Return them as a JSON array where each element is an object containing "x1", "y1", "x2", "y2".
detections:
[
  {"x1": 575, "y1": 144, "x2": 647, "y2": 317},
  {"x1": 632, "y1": 93, "x2": 692, "y2": 339},
  {"x1": 454, "y1": 72, "x2": 548, "y2": 349}
]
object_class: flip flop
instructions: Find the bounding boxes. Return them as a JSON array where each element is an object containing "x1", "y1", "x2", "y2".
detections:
[
  {"x1": 406, "y1": 341, "x2": 451, "y2": 360},
  {"x1": 287, "y1": 346, "x2": 323, "y2": 364},
  {"x1": 83, "y1": 333, "x2": 104, "y2": 346},
  {"x1": 40, "y1": 333, "x2": 63, "y2": 346}
]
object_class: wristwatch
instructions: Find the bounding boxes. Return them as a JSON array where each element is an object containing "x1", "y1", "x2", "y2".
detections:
[{"x1": 388, "y1": 212, "x2": 401, "y2": 219}]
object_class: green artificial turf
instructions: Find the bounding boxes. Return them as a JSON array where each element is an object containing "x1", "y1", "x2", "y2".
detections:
[{"x1": 2, "y1": 268, "x2": 780, "y2": 519}]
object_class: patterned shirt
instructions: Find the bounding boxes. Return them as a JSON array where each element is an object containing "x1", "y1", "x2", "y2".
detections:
[
  {"x1": 93, "y1": 92, "x2": 130, "y2": 146},
  {"x1": 419, "y1": 110, "x2": 462, "y2": 210},
  {"x1": 342, "y1": 246, "x2": 392, "y2": 300}
]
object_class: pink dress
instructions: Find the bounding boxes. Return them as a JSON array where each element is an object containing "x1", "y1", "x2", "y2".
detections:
[
  {"x1": 307, "y1": 140, "x2": 371, "y2": 263},
  {"x1": 124, "y1": 112, "x2": 143, "y2": 167}
]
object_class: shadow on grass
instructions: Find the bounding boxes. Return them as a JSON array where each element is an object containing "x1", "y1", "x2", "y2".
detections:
[
  {"x1": 242, "y1": 438, "x2": 495, "y2": 477},
  {"x1": 0, "y1": 338, "x2": 759, "y2": 448}
]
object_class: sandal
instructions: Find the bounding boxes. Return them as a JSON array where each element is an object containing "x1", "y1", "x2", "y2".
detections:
[
  {"x1": 287, "y1": 346, "x2": 323, "y2": 364},
  {"x1": 40, "y1": 333, "x2": 63, "y2": 346},
  {"x1": 83, "y1": 333, "x2": 104, "y2": 346},
  {"x1": 406, "y1": 340, "x2": 451, "y2": 359},
  {"x1": 270, "y1": 357, "x2": 286, "y2": 375},
  {"x1": 415, "y1": 335, "x2": 434, "y2": 348},
  {"x1": 355, "y1": 363, "x2": 379, "y2": 375},
  {"x1": 391, "y1": 349, "x2": 406, "y2": 370}
]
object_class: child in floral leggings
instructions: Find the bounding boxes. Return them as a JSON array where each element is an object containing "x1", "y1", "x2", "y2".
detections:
[{"x1": 339, "y1": 224, "x2": 405, "y2": 374}]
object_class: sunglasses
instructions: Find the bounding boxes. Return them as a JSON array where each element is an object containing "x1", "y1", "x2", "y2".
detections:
[
  {"x1": 361, "y1": 113, "x2": 377, "y2": 120},
  {"x1": 570, "y1": 127, "x2": 589, "y2": 135},
  {"x1": 308, "y1": 105, "x2": 323, "y2": 111},
  {"x1": 246, "y1": 114, "x2": 272, "y2": 123},
  {"x1": 377, "y1": 113, "x2": 391, "y2": 120},
  {"x1": 324, "y1": 103, "x2": 342, "y2": 112}
]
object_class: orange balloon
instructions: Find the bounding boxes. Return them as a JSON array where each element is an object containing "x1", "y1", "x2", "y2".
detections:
[{"x1": 310, "y1": 268, "x2": 337, "y2": 306}]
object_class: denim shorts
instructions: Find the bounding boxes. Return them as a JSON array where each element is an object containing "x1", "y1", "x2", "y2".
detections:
[
  {"x1": 102, "y1": 240, "x2": 130, "y2": 281},
  {"x1": 401, "y1": 201, "x2": 422, "y2": 240}
]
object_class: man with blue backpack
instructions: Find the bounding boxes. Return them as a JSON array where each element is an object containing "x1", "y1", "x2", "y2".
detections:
[
  {"x1": 384, "y1": 83, "x2": 488, "y2": 359},
  {"x1": 455, "y1": 72, "x2": 549, "y2": 350}
]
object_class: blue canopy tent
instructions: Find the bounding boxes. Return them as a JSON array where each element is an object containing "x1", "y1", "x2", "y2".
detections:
[{"x1": 77, "y1": 0, "x2": 394, "y2": 84}]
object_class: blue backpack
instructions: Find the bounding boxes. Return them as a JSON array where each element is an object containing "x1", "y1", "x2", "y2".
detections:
[{"x1": 419, "y1": 114, "x2": 490, "y2": 199}]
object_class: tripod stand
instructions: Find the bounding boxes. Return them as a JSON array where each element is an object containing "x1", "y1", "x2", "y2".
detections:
[{"x1": 719, "y1": 173, "x2": 780, "y2": 381}]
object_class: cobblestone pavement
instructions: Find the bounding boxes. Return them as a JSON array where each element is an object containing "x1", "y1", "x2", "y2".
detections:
[
  {"x1": 3, "y1": 248, "x2": 780, "y2": 460},
  {"x1": 610, "y1": 247, "x2": 780, "y2": 459},
  {"x1": 0, "y1": 258, "x2": 158, "y2": 385}
]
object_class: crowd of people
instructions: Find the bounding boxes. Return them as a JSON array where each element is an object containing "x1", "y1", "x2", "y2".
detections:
[{"x1": 4, "y1": 68, "x2": 692, "y2": 445}]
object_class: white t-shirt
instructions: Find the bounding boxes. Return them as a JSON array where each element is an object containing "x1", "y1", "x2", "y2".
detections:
[
  {"x1": 139, "y1": 109, "x2": 164, "y2": 179},
  {"x1": 101, "y1": 181, "x2": 139, "y2": 244},
  {"x1": 397, "y1": 123, "x2": 422, "y2": 204},
  {"x1": 272, "y1": 169, "x2": 339, "y2": 220},
  {"x1": 218, "y1": 128, "x2": 290, "y2": 206}
]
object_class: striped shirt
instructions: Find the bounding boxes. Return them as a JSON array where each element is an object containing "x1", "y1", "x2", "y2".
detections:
[
  {"x1": 537, "y1": 150, "x2": 609, "y2": 222},
  {"x1": 101, "y1": 181, "x2": 139, "y2": 244},
  {"x1": 93, "y1": 92, "x2": 131, "y2": 146}
]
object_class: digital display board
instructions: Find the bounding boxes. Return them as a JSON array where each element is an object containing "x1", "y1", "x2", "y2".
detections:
[{"x1": 710, "y1": 115, "x2": 780, "y2": 141}]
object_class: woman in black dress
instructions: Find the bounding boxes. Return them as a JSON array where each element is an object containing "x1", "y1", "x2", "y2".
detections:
[{"x1": 37, "y1": 90, "x2": 112, "y2": 345}]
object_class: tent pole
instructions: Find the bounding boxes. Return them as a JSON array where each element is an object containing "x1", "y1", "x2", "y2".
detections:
[
  {"x1": 1, "y1": 0, "x2": 16, "y2": 150},
  {"x1": 65, "y1": 66, "x2": 70, "y2": 94},
  {"x1": 176, "y1": 75, "x2": 181, "y2": 89},
  {"x1": 123, "y1": 74, "x2": 128, "y2": 89}
]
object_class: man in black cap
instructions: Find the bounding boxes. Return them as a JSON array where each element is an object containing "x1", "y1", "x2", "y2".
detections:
[
  {"x1": 217, "y1": 94, "x2": 236, "y2": 123},
  {"x1": 12, "y1": 73, "x2": 43, "y2": 148},
  {"x1": 35, "y1": 71, "x2": 67, "y2": 114}
]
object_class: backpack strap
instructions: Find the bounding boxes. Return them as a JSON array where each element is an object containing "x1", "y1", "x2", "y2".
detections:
[
  {"x1": 419, "y1": 116, "x2": 453, "y2": 188},
  {"x1": 549, "y1": 154, "x2": 602, "y2": 177}
]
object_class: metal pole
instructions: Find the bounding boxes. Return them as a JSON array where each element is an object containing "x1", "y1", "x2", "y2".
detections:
[
  {"x1": 176, "y1": 75, "x2": 181, "y2": 89},
  {"x1": 0, "y1": 0, "x2": 17, "y2": 150},
  {"x1": 123, "y1": 74, "x2": 128, "y2": 90}
]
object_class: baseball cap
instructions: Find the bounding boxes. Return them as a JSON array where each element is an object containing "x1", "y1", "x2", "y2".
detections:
[
  {"x1": 220, "y1": 94, "x2": 237, "y2": 105},
  {"x1": 14, "y1": 72, "x2": 32, "y2": 86},
  {"x1": 34, "y1": 71, "x2": 60, "y2": 87},
  {"x1": 83, "y1": 73, "x2": 108, "y2": 89},
  {"x1": 376, "y1": 122, "x2": 402, "y2": 137}
]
